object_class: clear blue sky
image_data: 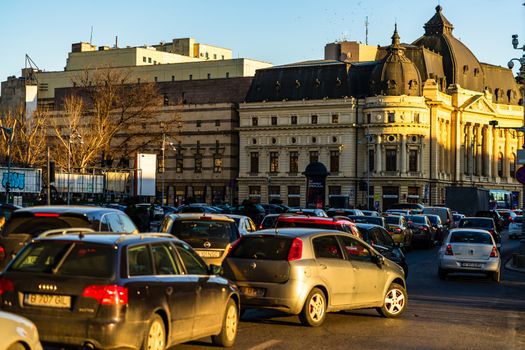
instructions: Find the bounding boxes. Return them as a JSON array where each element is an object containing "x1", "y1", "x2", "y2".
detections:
[{"x1": 0, "y1": 0, "x2": 524, "y2": 87}]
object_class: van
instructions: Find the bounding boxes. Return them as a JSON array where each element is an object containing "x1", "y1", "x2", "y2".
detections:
[{"x1": 422, "y1": 207, "x2": 453, "y2": 228}]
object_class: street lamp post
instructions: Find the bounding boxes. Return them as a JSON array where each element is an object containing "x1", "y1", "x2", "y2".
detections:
[
  {"x1": 160, "y1": 133, "x2": 175, "y2": 205},
  {"x1": 67, "y1": 132, "x2": 82, "y2": 205},
  {"x1": 366, "y1": 125, "x2": 371, "y2": 210},
  {"x1": 2, "y1": 127, "x2": 13, "y2": 204}
]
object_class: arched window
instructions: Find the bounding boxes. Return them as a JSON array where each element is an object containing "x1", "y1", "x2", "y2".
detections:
[
  {"x1": 497, "y1": 152, "x2": 504, "y2": 177},
  {"x1": 510, "y1": 153, "x2": 516, "y2": 178}
]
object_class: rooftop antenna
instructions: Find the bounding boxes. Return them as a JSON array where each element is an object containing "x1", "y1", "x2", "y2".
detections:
[
  {"x1": 89, "y1": 25, "x2": 93, "y2": 45},
  {"x1": 365, "y1": 16, "x2": 369, "y2": 45}
]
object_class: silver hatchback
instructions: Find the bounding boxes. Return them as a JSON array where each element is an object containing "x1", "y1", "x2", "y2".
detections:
[
  {"x1": 438, "y1": 228, "x2": 501, "y2": 282},
  {"x1": 222, "y1": 228, "x2": 407, "y2": 326}
]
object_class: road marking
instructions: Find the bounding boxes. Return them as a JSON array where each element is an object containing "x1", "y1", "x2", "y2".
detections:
[{"x1": 247, "y1": 339, "x2": 282, "y2": 350}]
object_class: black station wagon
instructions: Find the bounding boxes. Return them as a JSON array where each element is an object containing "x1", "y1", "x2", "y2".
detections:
[{"x1": 0, "y1": 232, "x2": 240, "y2": 349}]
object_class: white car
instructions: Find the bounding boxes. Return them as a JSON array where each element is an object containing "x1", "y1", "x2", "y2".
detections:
[
  {"x1": 508, "y1": 216, "x2": 523, "y2": 239},
  {"x1": 438, "y1": 229, "x2": 501, "y2": 282},
  {"x1": 0, "y1": 311, "x2": 43, "y2": 350},
  {"x1": 225, "y1": 214, "x2": 257, "y2": 235}
]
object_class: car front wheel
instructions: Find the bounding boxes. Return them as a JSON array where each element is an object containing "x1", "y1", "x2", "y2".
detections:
[
  {"x1": 299, "y1": 288, "x2": 327, "y2": 327},
  {"x1": 212, "y1": 298, "x2": 238, "y2": 347},
  {"x1": 376, "y1": 283, "x2": 407, "y2": 318}
]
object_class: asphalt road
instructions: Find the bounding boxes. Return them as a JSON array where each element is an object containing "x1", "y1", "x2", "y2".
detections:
[{"x1": 175, "y1": 231, "x2": 525, "y2": 350}]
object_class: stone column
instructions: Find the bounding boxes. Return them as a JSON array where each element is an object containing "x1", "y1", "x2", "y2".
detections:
[
  {"x1": 476, "y1": 125, "x2": 483, "y2": 176},
  {"x1": 492, "y1": 126, "x2": 499, "y2": 178},
  {"x1": 504, "y1": 129, "x2": 510, "y2": 178},
  {"x1": 400, "y1": 134, "x2": 406, "y2": 174},
  {"x1": 485, "y1": 126, "x2": 492, "y2": 178},
  {"x1": 376, "y1": 136, "x2": 382, "y2": 173},
  {"x1": 467, "y1": 123, "x2": 473, "y2": 175}
]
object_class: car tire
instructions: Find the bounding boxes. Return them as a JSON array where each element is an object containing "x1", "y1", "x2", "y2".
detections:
[
  {"x1": 299, "y1": 288, "x2": 327, "y2": 327},
  {"x1": 376, "y1": 283, "x2": 407, "y2": 318},
  {"x1": 7, "y1": 343, "x2": 25, "y2": 350},
  {"x1": 491, "y1": 270, "x2": 501, "y2": 283},
  {"x1": 142, "y1": 314, "x2": 166, "y2": 350},
  {"x1": 212, "y1": 298, "x2": 238, "y2": 347},
  {"x1": 438, "y1": 267, "x2": 447, "y2": 280}
]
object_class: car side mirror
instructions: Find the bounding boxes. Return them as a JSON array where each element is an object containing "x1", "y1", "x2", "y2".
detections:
[
  {"x1": 372, "y1": 254, "x2": 385, "y2": 267},
  {"x1": 209, "y1": 264, "x2": 224, "y2": 276}
]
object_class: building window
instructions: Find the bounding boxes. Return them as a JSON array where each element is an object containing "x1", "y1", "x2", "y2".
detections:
[
  {"x1": 289, "y1": 151, "x2": 299, "y2": 173},
  {"x1": 331, "y1": 114, "x2": 339, "y2": 124},
  {"x1": 154, "y1": 77, "x2": 158, "y2": 82},
  {"x1": 213, "y1": 54, "x2": 217, "y2": 59},
  {"x1": 215, "y1": 120, "x2": 221, "y2": 127},
  {"x1": 311, "y1": 115, "x2": 318, "y2": 124},
  {"x1": 148, "y1": 57, "x2": 152, "y2": 63},
  {"x1": 269, "y1": 186, "x2": 281, "y2": 201},
  {"x1": 207, "y1": 73, "x2": 211, "y2": 79},
  {"x1": 312, "y1": 137, "x2": 317, "y2": 144},
  {"x1": 252, "y1": 117, "x2": 258, "y2": 126},
  {"x1": 226, "y1": 72, "x2": 230, "y2": 78},
  {"x1": 497, "y1": 152, "x2": 503, "y2": 177},
  {"x1": 310, "y1": 151, "x2": 319, "y2": 163},
  {"x1": 388, "y1": 113, "x2": 395, "y2": 123},
  {"x1": 249, "y1": 186, "x2": 261, "y2": 203},
  {"x1": 189, "y1": 74, "x2": 193, "y2": 80},
  {"x1": 414, "y1": 113, "x2": 420, "y2": 123},
  {"x1": 137, "y1": 78, "x2": 141, "y2": 84},
  {"x1": 386, "y1": 149, "x2": 397, "y2": 171},
  {"x1": 288, "y1": 186, "x2": 301, "y2": 207},
  {"x1": 171, "y1": 75, "x2": 175, "y2": 82},
  {"x1": 409, "y1": 150, "x2": 418, "y2": 172},
  {"x1": 291, "y1": 115, "x2": 297, "y2": 125},
  {"x1": 271, "y1": 116, "x2": 277, "y2": 125},
  {"x1": 408, "y1": 186, "x2": 420, "y2": 203},
  {"x1": 367, "y1": 113, "x2": 371, "y2": 124},
  {"x1": 510, "y1": 153, "x2": 516, "y2": 178},
  {"x1": 270, "y1": 152, "x2": 279, "y2": 173},
  {"x1": 213, "y1": 156, "x2": 222, "y2": 173},
  {"x1": 196, "y1": 120, "x2": 202, "y2": 127},
  {"x1": 250, "y1": 152, "x2": 259, "y2": 174},
  {"x1": 194, "y1": 154, "x2": 202, "y2": 173},
  {"x1": 176, "y1": 156, "x2": 183, "y2": 173},
  {"x1": 163, "y1": 94, "x2": 169, "y2": 106},
  {"x1": 221, "y1": 55, "x2": 225, "y2": 60},
  {"x1": 330, "y1": 150, "x2": 339, "y2": 173},
  {"x1": 368, "y1": 149, "x2": 375, "y2": 172},
  {"x1": 143, "y1": 56, "x2": 147, "y2": 62}
]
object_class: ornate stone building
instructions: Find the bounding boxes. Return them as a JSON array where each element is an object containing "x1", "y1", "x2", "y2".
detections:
[{"x1": 238, "y1": 6, "x2": 523, "y2": 210}]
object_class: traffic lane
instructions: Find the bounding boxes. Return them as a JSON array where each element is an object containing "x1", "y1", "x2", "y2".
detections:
[{"x1": 173, "y1": 298, "x2": 524, "y2": 350}]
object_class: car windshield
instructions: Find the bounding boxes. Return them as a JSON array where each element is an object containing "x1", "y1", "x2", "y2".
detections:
[
  {"x1": 407, "y1": 216, "x2": 426, "y2": 224},
  {"x1": 450, "y1": 231, "x2": 492, "y2": 244},
  {"x1": 459, "y1": 219, "x2": 493, "y2": 229},
  {"x1": 229, "y1": 236, "x2": 293, "y2": 260},
  {"x1": 385, "y1": 216, "x2": 401, "y2": 225},
  {"x1": 171, "y1": 220, "x2": 237, "y2": 241},
  {"x1": 9, "y1": 241, "x2": 115, "y2": 278}
]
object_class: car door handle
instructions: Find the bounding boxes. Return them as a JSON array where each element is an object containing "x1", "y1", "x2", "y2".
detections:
[
  {"x1": 165, "y1": 287, "x2": 173, "y2": 296},
  {"x1": 319, "y1": 264, "x2": 327, "y2": 270}
]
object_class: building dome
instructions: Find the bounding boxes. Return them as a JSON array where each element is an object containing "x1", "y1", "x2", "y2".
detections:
[
  {"x1": 412, "y1": 5, "x2": 484, "y2": 92},
  {"x1": 369, "y1": 25, "x2": 422, "y2": 96}
]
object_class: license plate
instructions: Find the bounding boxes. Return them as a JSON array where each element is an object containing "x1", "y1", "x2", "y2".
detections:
[
  {"x1": 461, "y1": 262, "x2": 482, "y2": 268},
  {"x1": 240, "y1": 287, "x2": 265, "y2": 297},
  {"x1": 196, "y1": 250, "x2": 222, "y2": 258},
  {"x1": 25, "y1": 293, "x2": 71, "y2": 308}
]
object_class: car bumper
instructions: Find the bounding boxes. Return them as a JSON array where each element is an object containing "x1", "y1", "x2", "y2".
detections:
[
  {"x1": 25, "y1": 315, "x2": 146, "y2": 349},
  {"x1": 439, "y1": 256, "x2": 500, "y2": 273},
  {"x1": 236, "y1": 280, "x2": 309, "y2": 315}
]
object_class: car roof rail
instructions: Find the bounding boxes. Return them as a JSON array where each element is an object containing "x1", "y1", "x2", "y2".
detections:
[
  {"x1": 139, "y1": 233, "x2": 175, "y2": 239},
  {"x1": 39, "y1": 227, "x2": 95, "y2": 238}
]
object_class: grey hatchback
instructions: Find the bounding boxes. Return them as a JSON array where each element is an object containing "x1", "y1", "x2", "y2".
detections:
[{"x1": 222, "y1": 228, "x2": 407, "y2": 327}]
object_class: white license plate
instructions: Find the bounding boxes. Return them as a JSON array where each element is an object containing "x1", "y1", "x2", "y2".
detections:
[
  {"x1": 240, "y1": 287, "x2": 265, "y2": 297},
  {"x1": 196, "y1": 250, "x2": 222, "y2": 258},
  {"x1": 25, "y1": 293, "x2": 71, "y2": 308},
  {"x1": 461, "y1": 262, "x2": 482, "y2": 268}
]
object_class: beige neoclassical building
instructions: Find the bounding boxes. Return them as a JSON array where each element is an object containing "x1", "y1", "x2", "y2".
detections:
[{"x1": 238, "y1": 6, "x2": 523, "y2": 210}]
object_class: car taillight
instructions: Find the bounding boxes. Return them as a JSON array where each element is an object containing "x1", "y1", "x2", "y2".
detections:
[
  {"x1": 490, "y1": 246, "x2": 498, "y2": 258},
  {"x1": 395, "y1": 228, "x2": 401, "y2": 233},
  {"x1": 0, "y1": 245, "x2": 5, "y2": 261},
  {"x1": 488, "y1": 230, "x2": 495, "y2": 236},
  {"x1": 422, "y1": 226, "x2": 428, "y2": 231},
  {"x1": 82, "y1": 285, "x2": 128, "y2": 305},
  {"x1": 227, "y1": 238, "x2": 242, "y2": 256},
  {"x1": 445, "y1": 244, "x2": 453, "y2": 256},
  {"x1": 0, "y1": 277, "x2": 14, "y2": 295},
  {"x1": 287, "y1": 238, "x2": 303, "y2": 262}
]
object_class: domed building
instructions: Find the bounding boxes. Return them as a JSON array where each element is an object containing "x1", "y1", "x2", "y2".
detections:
[{"x1": 237, "y1": 6, "x2": 523, "y2": 210}]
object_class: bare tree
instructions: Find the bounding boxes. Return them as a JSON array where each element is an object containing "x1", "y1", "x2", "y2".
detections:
[
  {"x1": 0, "y1": 106, "x2": 48, "y2": 167},
  {"x1": 50, "y1": 67, "x2": 182, "y2": 171}
]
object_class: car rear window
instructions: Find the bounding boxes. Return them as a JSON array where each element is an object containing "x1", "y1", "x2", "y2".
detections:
[
  {"x1": 276, "y1": 220, "x2": 338, "y2": 230},
  {"x1": 450, "y1": 231, "x2": 492, "y2": 244},
  {"x1": 459, "y1": 219, "x2": 493, "y2": 229},
  {"x1": 229, "y1": 236, "x2": 293, "y2": 260},
  {"x1": 171, "y1": 220, "x2": 238, "y2": 241},
  {"x1": 3, "y1": 215, "x2": 92, "y2": 237},
  {"x1": 385, "y1": 216, "x2": 401, "y2": 225},
  {"x1": 513, "y1": 216, "x2": 523, "y2": 223},
  {"x1": 9, "y1": 241, "x2": 115, "y2": 278}
]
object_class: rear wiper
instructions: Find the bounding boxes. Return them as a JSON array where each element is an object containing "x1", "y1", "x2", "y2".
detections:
[{"x1": 51, "y1": 243, "x2": 76, "y2": 274}]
